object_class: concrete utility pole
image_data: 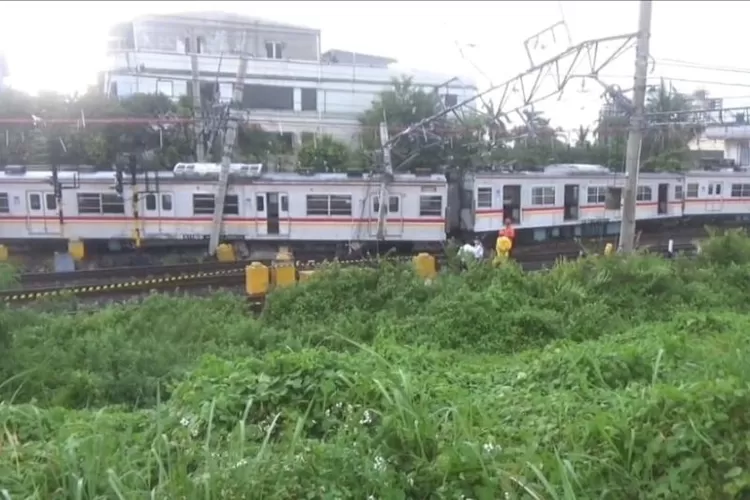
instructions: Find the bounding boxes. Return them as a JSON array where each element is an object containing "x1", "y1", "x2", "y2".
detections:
[
  {"x1": 619, "y1": 0, "x2": 653, "y2": 253},
  {"x1": 375, "y1": 121, "x2": 393, "y2": 240},
  {"x1": 190, "y1": 34, "x2": 205, "y2": 162}
]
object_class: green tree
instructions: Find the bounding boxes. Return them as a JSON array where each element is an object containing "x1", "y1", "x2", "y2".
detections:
[{"x1": 297, "y1": 134, "x2": 352, "y2": 172}]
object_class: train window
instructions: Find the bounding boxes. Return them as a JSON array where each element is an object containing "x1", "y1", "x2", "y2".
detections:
[
  {"x1": 636, "y1": 186, "x2": 652, "y2": 202},
  {"x1": 419, "y1": 195, "x2": 443, "y2": 217},
  {"x1": 162, "y1": 194, "x2": 173, "y2": 211},
  {"x1": 731, "y1": 184, "x2": 750, "y2": 197},
  {"x1": 330, "y1": 195, "x2": 352, "y2": 216},
  {"x1": 145, "y1": 194, "x2": 157, "y2": 211},
  {"x1": 281, "y1": 195, "x2": 288, "y2": 212},
  {"x1": 306, "y1": 195, "x2": 328, "y2": 216},
  {"x1": 372, "y1": 196, "x2": 399, "y2": 213},
  {"x1": 715, "y1": 184, "x2": 722, "y2": 195},
  {"x1": 674, "y1": 185, "x2": 683, "y2": 200},
  {"x1": 101, "y1": 194, "x2": 125, "y2": 214},
  {"x1": 476, "y1": 187, "x2": 492, "y2": 208},
  {"x1": 708, "y1": 184, "x2": 713, "y2": 195},
  {"x1": 224, "y1": 195, "x2": 239, "y2": 215},
  {"x1": 193, "y1": 194, "x2": 215, "y2": 215},
  {"x1": 531, "y1": 187, "x2": 555, "y2": 206},
  {"x1": 29, "y1": 193, "x2": 41, "y2": 211},
  {"x1": 256, "y1": 195, "x2": 265, "y2": 212},
  {"x1": 45, "y1": 194, "x2": 56, "y2": 211},
  {"x1": 0, "y1": 193, "x2": 8, "y2": 213},
  {"x1": 586, "y1": 186, "x2": 607, "y2": 204},
  {"x1": 686, "y1": 183, "x2": 699, "y2": 198},
  {"x1": 77, "y1": 193, "x2": 102, "y2": 214}
]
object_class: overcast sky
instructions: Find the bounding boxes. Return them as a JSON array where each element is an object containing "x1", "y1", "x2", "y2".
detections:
[{"x1": 1, "y1": 1, "x2": 748, "y2": 131}]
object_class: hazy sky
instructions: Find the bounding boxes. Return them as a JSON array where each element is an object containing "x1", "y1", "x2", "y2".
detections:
[{"x1": 1, "y1": 1, "x2": 748, "y2": 131}]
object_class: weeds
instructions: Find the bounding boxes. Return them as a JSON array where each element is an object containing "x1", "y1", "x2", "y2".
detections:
[{"x1": 2, "y1": 234, "x2": 750, "y2": 498}]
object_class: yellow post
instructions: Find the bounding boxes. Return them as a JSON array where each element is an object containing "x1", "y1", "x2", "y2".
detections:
[
  {"x1": 272, "y1": 259, "x2": 297, "y2": 288},
  {"x1": 216, "y1": 243, "x2": 236, "y2": 263},
  {"x1": 68, "y1": 240, "x2": 85, "y2": 262},
  {"x1": 604, "y1": 243, "x2": 614, "y2": 256},
  {"x1": 412, "y1": 253, "x2": 437, "y2": 280},
  {"x1": 245, "y1": 262, "x2": 269, "y2": 296},
  {"x1": 0, "y1": 244, "x2": 7, "y2": 262}
]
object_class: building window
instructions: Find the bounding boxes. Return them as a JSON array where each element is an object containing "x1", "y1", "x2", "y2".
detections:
[
  {"x1": 305, "y1": 195, "x2": 352, "y2": 216},
  {"x1": 586, "y1": 186, "x2": 607, "y2": 204},
  {"x1": 265, "y1": 41, "x2": 283, "y2": 59},
  {"x1": 0, "y1": 193, "x2": 8, "y2": 213},
  {"x1": 243, "y1": 84, "x2": 294, "y2": 111},
  {"x1": 531, "y1": 187, "x2": 555, "y2": 206},
  {"x1": 476, "y1": 187, "x2": 492, "y2": 208},
  {"x1": 686, "y1": 183, "x2": 699, "y2": 198},
  {"x1": 156, "y1": 80, "x2": 173, "y2": 97},
  {"x1": 301, "y1": 88, "x2": 317, "y2": 111},
  {"x1": 419, "y1": 195, "x2": 443, "y2": 217},
  {"x1": 372, "y1": 195, "x2": 400, "y2": 213},
  {"x1": 76, "y1": 193, "x2": 124, "y2": 214},
  {"x1": 444, "y1": 94, "x2": 458, "y2": 107},
  {"x1": 636, "y1": 186, "x2": 652, "y2": 202},
  {"x1": 731, "y1": 184, "x2": 750, "y2": 197},
  {"x1": 674, "y1": 185, "x2": 683, "y2": 200}
]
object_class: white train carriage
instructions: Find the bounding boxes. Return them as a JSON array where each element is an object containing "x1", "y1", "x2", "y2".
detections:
[
  {"x1": 0, "y1": 164, "x2": 449, "y2": 247},
  {"x1": 461, "y1": 164, "x2": 750, "y2": 241}
]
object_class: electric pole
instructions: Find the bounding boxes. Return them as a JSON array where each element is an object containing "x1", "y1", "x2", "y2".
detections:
[
  {"x1": 618, "y1": 0, "x2": 653, "y2": 253},
  {"x1": 376, "y1": 121, "x2": 393, "y2": 240},
  {"x1": 190, "y1": 33, "x2": 205, "y2": 162}
]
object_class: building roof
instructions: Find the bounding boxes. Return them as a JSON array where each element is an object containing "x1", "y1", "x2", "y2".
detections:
[
  {"x1": 133, "y1": 11, "x2": 319, "y2": 33},
  {"x1": 322, "y1": 49, "x2": 397, "y2": 67}
]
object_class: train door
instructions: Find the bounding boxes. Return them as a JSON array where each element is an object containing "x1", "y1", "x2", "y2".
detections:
[
  {"x1": 657, "y1": 183, "x2": 669, "y2": 215},
  {"x1": 705, "y1": 182, "x2": 723, "y2": 212},
  {"x1": 26, "y1": 191, "x2": 60, "y2": 235},
  {"x1": 368, "y1": 194, "x2": 402, "y2": 236},
  {"x1": 502, "y1": 185, "x2": 521, "y2": 224},
  {"x1": 385, "y1": 194, "x2": 403, "y2": 236},
  {"x1": 142, "y1": 192, "x2": 174, "y2": 234},
  {"x1": 256, "y1": 192, "x2": 289, "y2": 237},
  {"x1": 563, "y1": 184, "x2": 579, "y2": 221}
]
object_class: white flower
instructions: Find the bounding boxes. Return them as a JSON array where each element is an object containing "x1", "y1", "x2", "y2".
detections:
[
  {"x1": 373, "y1": 455, "x2": 386, "y2": 472},
  {"x1": 360, "y1": 409, "x2": 374, "y2": 425}
]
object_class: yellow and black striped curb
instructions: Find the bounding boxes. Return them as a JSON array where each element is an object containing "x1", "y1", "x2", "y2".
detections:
[
  {"x1": 1, "y1": 269, "x2": 244, "y2": 302},
  {"x1": 2, "y1": 254, "x2": 428, "y2": 303}
]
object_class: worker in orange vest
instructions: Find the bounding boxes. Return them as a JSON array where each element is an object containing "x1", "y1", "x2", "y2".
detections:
[{"x1": 498, "y1": 219, "x2": 516, "y2": 241}]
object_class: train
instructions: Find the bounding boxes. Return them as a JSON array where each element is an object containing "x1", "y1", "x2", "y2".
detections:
[{"x1": 1, "y1": 162, "x2": 749, "y2": 255}]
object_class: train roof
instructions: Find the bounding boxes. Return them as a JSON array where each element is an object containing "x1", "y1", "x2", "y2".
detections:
[{"x1": 0, "y1": 165, "x2": 447, "y2": 183}]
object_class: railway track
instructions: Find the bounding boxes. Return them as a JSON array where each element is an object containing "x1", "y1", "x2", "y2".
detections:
[{"x1": 0, "y1": 241, "x2": 698, "y2": 304}]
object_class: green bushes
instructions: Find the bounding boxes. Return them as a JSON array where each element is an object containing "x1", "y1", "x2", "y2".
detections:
[{"x1": 4, "y1": 233, "x2": 750, "y2": 497}]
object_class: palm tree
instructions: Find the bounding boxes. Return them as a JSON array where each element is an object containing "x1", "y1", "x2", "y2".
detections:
[{"x1": 575, "y1": 125, "x2": 590, "y2": 148}]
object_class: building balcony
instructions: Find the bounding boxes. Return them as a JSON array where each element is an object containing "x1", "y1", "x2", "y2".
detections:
[
  {"x1": 105, "y1": 49, "x2": 477, "y2": 92},
  {"x1": 704, "y1": 124, "x2": 750, "y2": 141}
]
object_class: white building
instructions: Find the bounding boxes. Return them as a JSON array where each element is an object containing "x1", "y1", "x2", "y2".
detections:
[{"x1": 102, "y1": 12, "x2": 478, "y2": 146}]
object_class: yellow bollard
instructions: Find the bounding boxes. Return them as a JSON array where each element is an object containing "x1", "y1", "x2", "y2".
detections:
[
  {"x1": 412, "y1": 253, "x2": 437, "y2": 280},
  {"x1": 216, "y1": 243, "x2": 236, "y2": 262},
  {"x1": 0, "y1": 244, "x2": 7, "y2": 262},
  {"x1": 68, "y1": 240, "x2": 85, "y2": 262},
  {"x1": 604, "y1": 243, "x2": 614, "y2": 256},
  {"x1": 272, "y1": 259, "x2": 296, "y2": 288},
  {"x1": 245, "y1": 262, "x2": 269, "y2": 296}
]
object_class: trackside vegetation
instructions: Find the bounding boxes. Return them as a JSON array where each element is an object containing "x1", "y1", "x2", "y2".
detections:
[{"x1": 3, "y1": 232, "x2": 750, "y2": 498}]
